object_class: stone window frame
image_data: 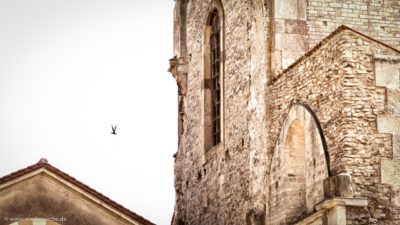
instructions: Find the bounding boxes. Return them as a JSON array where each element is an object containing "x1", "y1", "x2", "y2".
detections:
[{"x1": 203, "y1": 0, "x2": 225, "y2": 153}]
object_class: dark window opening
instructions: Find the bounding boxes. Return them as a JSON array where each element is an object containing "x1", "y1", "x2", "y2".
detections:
[{"x1": 209, "y1": 9, "x2": 221, "y2": 146}]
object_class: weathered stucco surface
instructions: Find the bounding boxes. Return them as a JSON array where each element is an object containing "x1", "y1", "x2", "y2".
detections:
[
  {"x1": 0, "y1": 169, "x2": 150, "y2": 225},
  {"x1": 169, "y1": 0, "x2": 400, "y2": 225},
  {"x1": 0, "y1": 175, "x2": 115, "y2": 225}
]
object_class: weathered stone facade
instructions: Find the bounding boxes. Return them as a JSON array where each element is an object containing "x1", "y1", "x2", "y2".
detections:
[{"x1": 169, "y1": 1, "x2": 400, "y2": 225}]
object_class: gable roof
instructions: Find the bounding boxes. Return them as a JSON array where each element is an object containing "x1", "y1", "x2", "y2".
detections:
[
  {"x1": 0, "y1": 159, "x2": 155, "y2": 225},
  {"x1": 271, "y1": 25, "x2": 400, "y2": 84}
]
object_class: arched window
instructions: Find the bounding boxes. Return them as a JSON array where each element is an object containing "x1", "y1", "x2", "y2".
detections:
[
  {"x1": 204, "y1": 6, "x2": 223, "y2": 151},
  {"x1": 209, "y1": 9, "x2": 221, "y2": 146}
]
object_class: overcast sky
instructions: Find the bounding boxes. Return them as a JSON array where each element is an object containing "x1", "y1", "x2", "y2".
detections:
[{"x1": 0, "y1": 1, "x2": 176, "y2": 224}]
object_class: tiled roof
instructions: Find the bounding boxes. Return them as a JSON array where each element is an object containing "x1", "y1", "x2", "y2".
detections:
[{"x1": 0, "y1": 159, "x2": 156, "y2": 225}]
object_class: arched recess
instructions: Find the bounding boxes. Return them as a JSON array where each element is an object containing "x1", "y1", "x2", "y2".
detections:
[{"x1": 268, "y1": 104, "x2": 330, "y2": 224}]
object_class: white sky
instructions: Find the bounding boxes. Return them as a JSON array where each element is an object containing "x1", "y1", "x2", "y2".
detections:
[{"x1": 0, "y1": 1, "x2": 177, "y2": 224}]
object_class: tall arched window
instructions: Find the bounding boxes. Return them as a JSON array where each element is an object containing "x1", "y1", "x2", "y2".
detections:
[
  {"x1": 204, "y1": 6, "x2": 223, "y2": 151},
  {"x1": 209, "y1": 9, "x2": 221, "y2": 146}
]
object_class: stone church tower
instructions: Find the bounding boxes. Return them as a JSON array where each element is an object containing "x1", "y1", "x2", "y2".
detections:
[{"x1": 168, "y1": 1, "x2": 400, "y2": 224}]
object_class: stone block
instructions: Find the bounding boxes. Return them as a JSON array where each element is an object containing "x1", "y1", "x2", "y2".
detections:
[
  {"x1": 377, "y1": 116, "x2": 400, "y2": 134},
  {"x1": 323, "y1": 174, "x2": 354, "y2": 198},
  {"x1": 377, "y1": 115, "x2": 400, "y2": 159},
  {"x1": 393, "y1": 136, "x2": 400, "y2": 159},
  {"x1": 392, "y1": 185, "x2": 400, "y2": 207},
  {"x1": 387, "y1": 89, "x2": 400, "y2": 101},
  {"x1": 285, "y1": 19, "x2": 308, "y2": 34},
  {"x1": 386, "y1": 89, "x2": 400, "y2": 119},
  {"x1": 271, "y1": 50, "x2": 282, "y2": 75},
  {"x1": 381, "y1": 159, "x2": 400, "y2": 186},
  {"x1": 293, "y1": 211, "x2": 324, "y2": 225},
  {"x1": 377, "y1": 116, "x2": 400, "y2": 158},
  {"x1": 327, "y1": 205, "x2": 346, "y2": 225},
  {"x1": 375, "y1": 61, "x2": 400, "y2": 89},
  {"x1": 274, "y1": 19, "x2": 285, "y2": 33},
  {"x1": 275, "y1": 33, "x2": 308, "y2": 53},
  {"x1": 275, "y1": 0, "x2": 298, "y2": 20},
  {"x1": 297, "y1": 0, "x2": 307, "y2": 20},
  {"x1": 333, "y1": 173, "x2": 353, "y2": 198},
  {"x1": 386, "y1": 103, "x2": 400, "y2": 115}
]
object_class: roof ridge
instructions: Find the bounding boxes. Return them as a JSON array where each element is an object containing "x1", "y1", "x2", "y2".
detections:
[{"x1": 0, "y1": 160, "x2": 155, "y2": 225}]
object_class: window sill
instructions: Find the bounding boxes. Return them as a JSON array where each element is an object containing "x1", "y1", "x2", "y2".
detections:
[{"x1": 203, "y1": 142, "x2": 224, "y2": 165}]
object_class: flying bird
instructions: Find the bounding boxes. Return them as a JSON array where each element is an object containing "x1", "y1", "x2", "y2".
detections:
[{"x1": 111, "y1": 125, "x2": 117, "y2": 135}]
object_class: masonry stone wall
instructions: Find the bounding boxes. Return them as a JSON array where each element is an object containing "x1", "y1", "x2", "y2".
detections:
[
  {"x1": 374, "y1": 55, "x2": 400, "y2": 224},
  {"x1": 170, "y1": 1, "x2": 400, "y2": 225},
  {"x1": 271, "y1": 0, "x2": 400, "y2": 75},
  {"x1": 306, "y1": 0, "x2": 400, "y2": 49},
  {"x1": 172, "y1": 0, "x2": 269, "y2": 224},
  {"x1": 269, "y1": 29, "x2": 400, "y2": 224}
]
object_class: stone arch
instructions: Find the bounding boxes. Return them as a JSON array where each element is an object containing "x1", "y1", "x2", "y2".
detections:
[{"x1": 268, "y1": 104, "x2": 329, "y2": 224}]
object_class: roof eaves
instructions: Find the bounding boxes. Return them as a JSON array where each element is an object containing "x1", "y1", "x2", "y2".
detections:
[{"x1": 0, "y1": 160, "x2": 156, "y2": 225}]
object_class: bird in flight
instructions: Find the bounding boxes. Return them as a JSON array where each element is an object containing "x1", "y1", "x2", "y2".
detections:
[{"x1": 111, "y1": 125, "x2": 117, "y2": 135}]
